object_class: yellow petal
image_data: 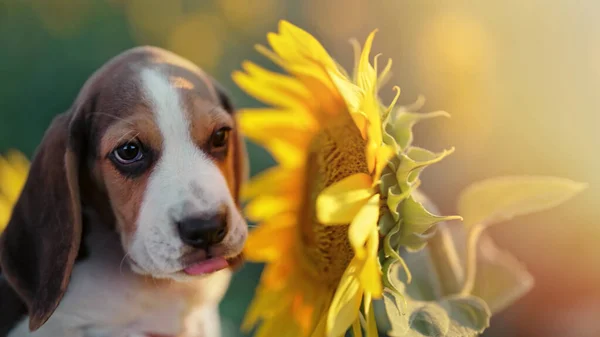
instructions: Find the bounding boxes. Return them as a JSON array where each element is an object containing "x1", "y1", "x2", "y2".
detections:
[
  {"x1": 356, "y1": 29, "x2": 378, "y2": 91},
  {"x1": 244, "y1": 215, "x2": 295, "y2": 262},
  {"x1": 328, "y1": 67, "x2": 362, "y2": 115},
  {"x1": 363, "y1": 96, "x2": 382, "y2": 147},
  {"x1": 311, "y1": 313, "x2": 328, "y2": 337},
  {"x1": 316, "y1": 173, "x2": 374, "y2": 225},
  {"x1": 0, "y1": 196, "x2": 12, "y2": 232},
  {"x1": 359, "y1": 228, "x2": 383, "y2": 298},
  {"x1": 291, "y1": 293, "x2": 316, "y2": 335},
  {"x1": 327, "y1": 259, "x2": 364, "y2": 337},
  {"x1": 363, "y1": 292, "x2": 372, "y2": 316},
  {"x1": 268, "y1": 34, "x2": 332, "y2": 87},
  {"x1": 350, "y1": 110, "x2": 369, "y2": 140},
  {"x1": 233, "y1": 62, "x2": 313, "y2": 111},
  {"x1": 261, "y1": 259, "x2": 294, "y2": 290},
  {"x1": 352, "y1": 318, "x2": 363, "y2": 337},
  {"x1": 242, "y1": 166, "x2": 300, "y2": 200},
  {"x1": 349, "y1": 194, "x2": 380, "y2": 258},
  {"x1": 278, "y1": 20, "x2": 337, "y2": 70},
  {"x1": 245, "y1": 195, "x2": 296, "y2": 222},
  {"x1": 366, "y1": 139, "x2": 378, "y2": 175},
  {"x1": 0, "y1": 151, "x2": 29, "y2": 202},
  {"x1": 238, "y1": 110, "x2": 313, "y2": 145},
  {"x1": 262, "y1": 21, "x2": 349, "y2": 117},
  {"x1": 356, "y1": 31, "x2": 384, "y2": 154},
  {"x1": 288, "y1": 64, "x2": 346, "y2": 116},
  {"x1": 243, "y1": 284, "x2": 294, "y2": 332},
  {"x1": 364, "y1": 294, "x2": 379, "y2": 337},
  {"x1": 372, "y1": 145, "x2": 395, "y2": 181},
  {"x1": 238, "y1": 111, "x2": 311, "y2": 167}
]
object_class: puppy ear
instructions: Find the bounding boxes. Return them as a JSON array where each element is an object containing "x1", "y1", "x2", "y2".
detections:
[
  {"x1": 212, "y1": 81, "x2": 249, "y2": 202},
  {"x1": 0, "y1": 107, "x2": 87, "y2": 331}
]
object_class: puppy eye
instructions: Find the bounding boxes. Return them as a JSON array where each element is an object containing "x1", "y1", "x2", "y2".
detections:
[
  {"x1": 210, "y1": 127, "x2": 231, "y2": 149},
  {"x1": 113, "y1": 141, "x2": 144, "y2": 164}
]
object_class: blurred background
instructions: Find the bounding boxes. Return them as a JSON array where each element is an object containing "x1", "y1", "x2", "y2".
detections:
[{"x1": 0, "y1": 0, "x2": 598, "y2": 336}]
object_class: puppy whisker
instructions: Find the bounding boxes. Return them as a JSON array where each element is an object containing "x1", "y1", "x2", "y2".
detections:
[
  {"x1": 119, "y1": 252, "x2": 131, "y2": 276},
  {"x1": 114, "y1": 130, "x2": 137, "y2": 145},
  {"x1": 126, "y1": 132, "x2": 140, "y2": 143}
]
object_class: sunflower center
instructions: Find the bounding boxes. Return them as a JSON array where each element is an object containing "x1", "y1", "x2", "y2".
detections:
[{"x1": 297, "y1": 112, "x2": 369, "y2": 286}]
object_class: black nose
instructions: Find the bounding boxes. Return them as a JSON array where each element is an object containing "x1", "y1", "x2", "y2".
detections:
[{"x1": 177, "y1": 213, "x2": 228, "y2": 248}]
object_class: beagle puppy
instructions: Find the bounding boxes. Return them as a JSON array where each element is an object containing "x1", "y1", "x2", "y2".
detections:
[{"x1": 0, "y1": 46, "x2": 248, "y2": 337}]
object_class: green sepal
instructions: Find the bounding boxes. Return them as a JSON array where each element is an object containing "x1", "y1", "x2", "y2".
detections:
[
  {"x1": 397, "y1": 195, "x2": 462, "y2": 252},
  {"x1": 386, "y1": 110, "x2": 450, "y2": 150},
  {"x1": 380, "y1": 170, "x2": 397, "y2": 197},
  {"x1": 395, "y1": 147, "x2": 455, "y2": 190},
  {"x1": 383, "y1": 224, "x2": 412, "y2": 284},
  {"x1": 378, "y1": 208, "x2": 396, "y2": 237},
  {"x1": 386, "y1": 182, "x2": 419, "y2": 222}
]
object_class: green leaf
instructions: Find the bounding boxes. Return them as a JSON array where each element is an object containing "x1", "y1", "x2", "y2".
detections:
[
  {"x1": 378, "y1": 292, "x2": 490, "y2": 337},
  {"x1": 471, "y1": 234, "x2": 534, "y2": 314},
  {"x1": 376, "y1": 233, "x2": 492, "y2": 337},
  {"x1": 409, "y1": 303, "x2": 450, "y2": 337},
  {"x1": 440, "y1": 296, "x2": 490, "y2": 335},
  {"x1": 457, "y1": 175, "x2": 587, "y2": 228},
  {"x1": 374, "y1": 290, "x2": 409, "y2": 336},
  {"x1": 391, "y1": 250, "x2": 441, "y2": 302}
]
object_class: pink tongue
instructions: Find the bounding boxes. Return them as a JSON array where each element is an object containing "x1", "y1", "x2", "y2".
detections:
[{"x1": 184, "y1": 257, "x2": 228, "y2": 275}]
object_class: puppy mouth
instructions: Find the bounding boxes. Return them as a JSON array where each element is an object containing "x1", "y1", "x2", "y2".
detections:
[{"x1": 182, "y1": 252, "x2": 244, "y2": 276}]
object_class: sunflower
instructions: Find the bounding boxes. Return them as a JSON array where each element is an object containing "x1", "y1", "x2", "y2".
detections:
[
  {"x1": 0, "y1": 151, "x2": 29, "y2": 232},
  {"x1": 235, "y1": 20, "x2": 457, "y2": 337}
]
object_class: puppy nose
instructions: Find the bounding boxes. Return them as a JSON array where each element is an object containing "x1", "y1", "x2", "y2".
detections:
[{"x1": 177, "y1": 213, "x2": 228, "y2": 248}]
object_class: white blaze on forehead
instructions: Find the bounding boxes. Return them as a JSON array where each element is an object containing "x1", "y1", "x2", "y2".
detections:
[
  {"x1": 140, "y1": 68, "x2": 193, "y2": 152},
  {"x1": 130, "y1": 67, "x2": 233, "y2": 275},
  {"x1": 138, "y1": 67, "x2": 228, "y2": 214}
]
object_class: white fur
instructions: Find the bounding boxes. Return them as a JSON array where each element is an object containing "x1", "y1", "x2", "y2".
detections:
[
  {"x1": 8, "y1": 220, "x2": 230, "y2": 337},
  {"x1": 129, "y1": 68, "x2": 243, "y2": 278}
]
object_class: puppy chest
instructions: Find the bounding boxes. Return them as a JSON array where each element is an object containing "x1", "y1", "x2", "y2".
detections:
[
  {"x1": 61, "y1": 267, "x2": 195, "y2": 335},
  {"x1": 52, "y1": 235, "x2": 207, "y2": 335}
]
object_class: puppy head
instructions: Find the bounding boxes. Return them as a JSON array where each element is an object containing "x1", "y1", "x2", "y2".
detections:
[
  {"x1": 0, "y1": 47, "x2": 248, "y2": 330},
  {"x1": 91, "y1": 50, "x2": 248, "y2": 280}
]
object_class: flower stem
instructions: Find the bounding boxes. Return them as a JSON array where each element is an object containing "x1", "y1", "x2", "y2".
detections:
[
  {"x1": 460, "y1": 224, "x2": 485, "y2": 295},
  {"x1": 427, "y1": 223, "x2": 464, "y2": 296}
]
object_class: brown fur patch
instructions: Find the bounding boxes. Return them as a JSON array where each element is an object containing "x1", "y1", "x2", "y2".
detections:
[
  {"x1": 179, "y1": 88, "x2": 237, "y2": 198},
  {"x1": 98, "y1": 106, "x2": 163, "y2": 240}
]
